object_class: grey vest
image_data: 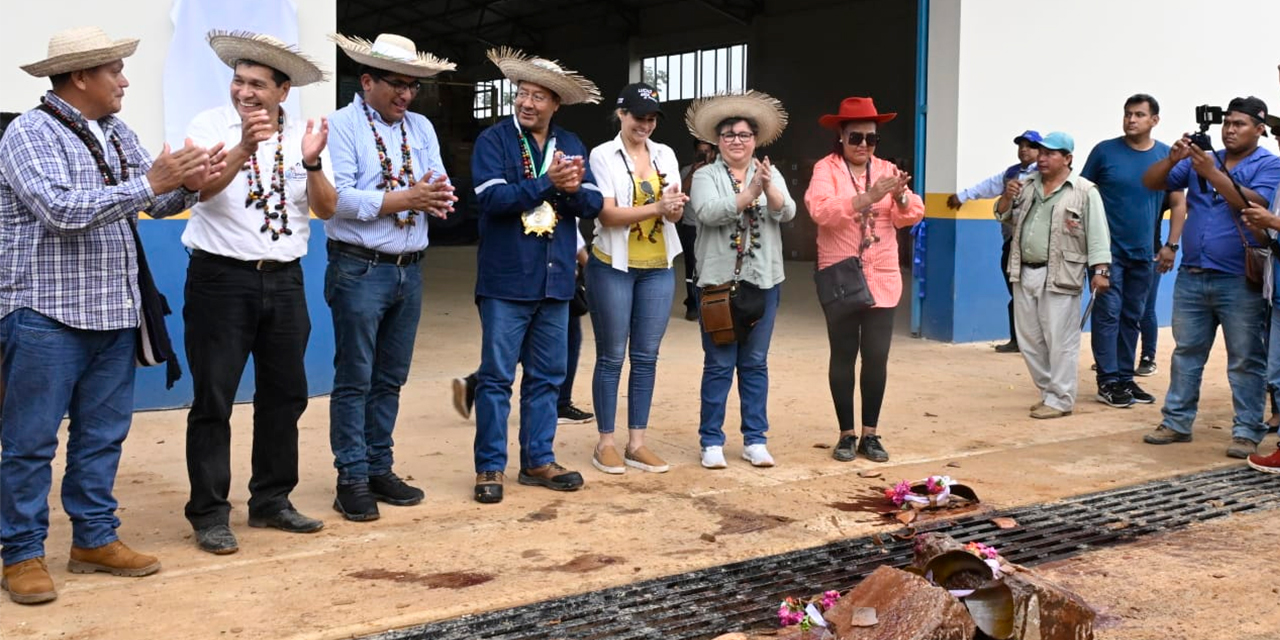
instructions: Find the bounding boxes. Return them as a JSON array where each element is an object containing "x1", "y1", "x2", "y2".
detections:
[{"x1": 1006, "y1": 174, "x2": 1098, "y2": 295}]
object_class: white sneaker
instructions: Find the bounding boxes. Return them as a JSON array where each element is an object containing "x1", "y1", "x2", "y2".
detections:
[
  {"x1": 700, "y1": 446, "x2": 727, "y2": 469},
  {"x1": 741, "y1": 444, "x2": 775, "y2": 467}
]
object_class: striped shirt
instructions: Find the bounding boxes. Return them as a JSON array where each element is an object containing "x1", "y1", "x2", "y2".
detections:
[
  {"x1": 325, "y1": 93, "x2": 447, "y2": 254},
  {"x1": 0, "y1": 91, "x2": 196, "y2": 331}
]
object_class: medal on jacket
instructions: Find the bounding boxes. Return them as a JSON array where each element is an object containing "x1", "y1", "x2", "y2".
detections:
[{"x1": 516, "y1": 118, "x2": 559, "y2": 238}]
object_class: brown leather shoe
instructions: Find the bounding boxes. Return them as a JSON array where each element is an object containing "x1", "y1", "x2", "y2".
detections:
[
  {"x1": 518, "y1": 462, "x2": 584, "y2": 491},
  {"x1": 475, "y1": 471, "x2": 504, "y2": 504},
  {"x1": 68, "y1": 540, "x2": 160, "y2": 577},
  {"x1": 1, "y1": 558, "x2": 57, "y2": 604}
]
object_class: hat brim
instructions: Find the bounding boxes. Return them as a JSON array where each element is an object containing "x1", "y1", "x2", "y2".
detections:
[
  {"x1": 686, "y1": 91, "x2": 789, "y2": 147},
  {"x1": 209, "y1": 32, "x2": 328, "y2": 87},
  {"x1": 21, "y1": 39, "x2": 139, "y2": 77},
  {"x1": 331, "y1": 33, "x2": 454, "y2": 79},
  {"x1": 488, "y1": 48, "x2": 600, "y2": 106},
  {"x1": 1013, "y1": 136, "x2": 1035, "y2": 145},
  {"x1": 818, "y1": 112, "x2": 896, "y2": 130}
]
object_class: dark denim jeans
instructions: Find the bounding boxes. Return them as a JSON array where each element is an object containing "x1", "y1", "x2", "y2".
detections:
[
  {"x1": 324, "y1": 249, "x2": 422, "y2": 485},
  {"x1": 1091, "y1": 258, "x2": 1154, "y2": 385},
  {"x1": 558, "y1": 313, "x2": 583, "y2": 409},
  {"x1": 0, "y1": 309, "x2": 135, "y2": 565},
  {"x1": 183, "y1": 255, "x2": 309, "y2": 528},
  {"x1": 1161, "y1": 269, "x2": 1267, "y2": 441},
  {"x1": 1140, "y1": 268, "x2": 1162, "y2": 360},
  {"x1": 473, "y1": 297, "x2": 568, "y2": 473},
  {"x1": 698, "y1": 284, "x2": 781, "y2": 448},
  {"x1": 586, "y1": 256, "x2": 675, "y2": 434}
]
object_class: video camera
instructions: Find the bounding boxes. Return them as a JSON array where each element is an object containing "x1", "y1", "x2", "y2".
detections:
[{"x1": 1189, "y1": 105, "x2": 1224, "y2": 150}]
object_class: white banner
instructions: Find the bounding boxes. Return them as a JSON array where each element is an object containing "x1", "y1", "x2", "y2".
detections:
[{"x1": 163, "y1": 0, "x2": 299, "y2": 148}]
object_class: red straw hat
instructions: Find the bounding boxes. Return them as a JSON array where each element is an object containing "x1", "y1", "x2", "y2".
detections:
[{"x1": 818, "y1": 97, "x2": 896, "y2": 129}]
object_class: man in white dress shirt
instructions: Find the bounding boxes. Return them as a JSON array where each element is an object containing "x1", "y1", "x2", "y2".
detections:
[{"x1": 179, "y1": 31, "x2": 336, "y2": 555}]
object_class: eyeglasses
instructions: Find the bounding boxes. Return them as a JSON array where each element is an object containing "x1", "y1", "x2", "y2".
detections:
[
  {"x1": 516, "y1": 90, "x2": 553, "y2": 105},
  {"x1": 718, "y1": 131, "x2": 755, "y2": 142},
  {"x1": 845, "y1": 132, "x2": 880, "y2": 147},
  {"x1": 376, "y1": 76, "x2": 422, "y2": 96}
]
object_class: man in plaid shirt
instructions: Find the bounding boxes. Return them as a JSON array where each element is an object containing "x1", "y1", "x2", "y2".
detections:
[{"x1": 0, "y1": 27, "x2": 224, "y2": 605}]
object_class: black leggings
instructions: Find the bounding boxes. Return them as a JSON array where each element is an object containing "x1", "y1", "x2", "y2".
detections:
[{"x1": 824, "y1": 305, "x2": 895, "y2": 432}]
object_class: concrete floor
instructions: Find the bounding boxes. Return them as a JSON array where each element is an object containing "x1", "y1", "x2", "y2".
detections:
[{"x1": 1, "y1": 246, "x2": 1268, "y2": 640}]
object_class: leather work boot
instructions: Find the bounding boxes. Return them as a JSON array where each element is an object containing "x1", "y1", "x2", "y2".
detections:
[
  {"x1": 1, "y1": 557, "x2": 57, "y2": 604},
  {"x1": 67, "y1": 540, "x2": 161, "y2": 577},
  {"x1": 518, "y1": 462, "x2": 584, "y2": 491}
]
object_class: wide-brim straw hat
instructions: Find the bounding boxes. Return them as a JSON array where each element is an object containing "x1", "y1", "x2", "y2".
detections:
[
  {"x1": 685, "y1": 91, "x2": 788, "y2": 147},
  {"x1": 486, "y1": 47, "x2": 601, "y2": 106},
  {"x1": 330, "y1": 32, "x2": 455, "y2": 78},
  {"x1": 207, "y1": 30, "x2": 329, "y2": 86},
  {"x1": 21, "y1": 26, "x2": 139, "y2": 77}
]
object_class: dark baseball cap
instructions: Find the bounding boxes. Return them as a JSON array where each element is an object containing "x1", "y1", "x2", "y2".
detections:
[
  {"x1": 1227, "y1": 96, "x2": 1269, "y2": 124},
  {"x1": 616, "y1": 82, "x2": 663, "y2": 117}
]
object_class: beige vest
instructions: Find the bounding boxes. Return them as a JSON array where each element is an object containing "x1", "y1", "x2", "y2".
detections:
[{"x1": 1005, "y1": 174, "x2": 1098, "y2": 295}]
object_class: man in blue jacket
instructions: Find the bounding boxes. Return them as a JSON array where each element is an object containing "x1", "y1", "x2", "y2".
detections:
[{"x1": 471, "y1": 49, "x2": 603, "y2": 504}]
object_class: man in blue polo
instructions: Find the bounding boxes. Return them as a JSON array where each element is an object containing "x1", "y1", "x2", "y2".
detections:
[
  {"x1": 1082, "y1": 93, "x2": 1184, "y2": 410},
  {"x1": 1140, "y1": 96, "x2": 1280, "y2": 458},
  {"x1": 948, "y1": 130, "x2": 1041, "y2": 353},
  {"x1": 470, "y1": 49, "x2": 603, "y2": 504}
]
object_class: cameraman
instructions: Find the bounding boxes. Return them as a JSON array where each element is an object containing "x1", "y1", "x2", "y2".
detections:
[{"x1": 1140, "y1": 96, "x2": 1280, "y2": 459}]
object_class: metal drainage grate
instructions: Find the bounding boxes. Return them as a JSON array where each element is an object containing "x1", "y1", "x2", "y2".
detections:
[{"x1": 365, "y1": 465, "x2": 1280, "y2": 640}]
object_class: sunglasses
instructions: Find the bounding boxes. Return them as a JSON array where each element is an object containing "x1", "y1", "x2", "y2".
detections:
[{"x1": 844, "y1": 132, "x2": 880, "y2": 147}]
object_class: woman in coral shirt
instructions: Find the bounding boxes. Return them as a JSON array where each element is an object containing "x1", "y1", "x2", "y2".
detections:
[{"x1": 804, "y1": 97, "x2": 924, "y2": 463}]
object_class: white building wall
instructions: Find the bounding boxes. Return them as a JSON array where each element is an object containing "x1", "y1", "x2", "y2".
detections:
[
  {"x1": 930, "y1": 0, "x2": 1279, "y2": 194},
  {"x1": 1, "y1": 0, "x2": 337, "y2": 148}
]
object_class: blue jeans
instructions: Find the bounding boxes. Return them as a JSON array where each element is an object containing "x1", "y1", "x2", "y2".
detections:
[
  {"x1": 474, "y1": 297, "x2": 567, "y2": 473},
  {"x1": 557, "y1": 313, "x2": 582, "y2": 409},
  {"x1": 0, "y1": 309, "x2": 135, "y2": 565},
  {"x1": 1267, "y1": 282, "x2": 1280, "y2": 411},
  {"x1": 586, "y1": 256, "x2": 675, "y2": 434},
  {"x1": 324, "y1": 250, "x2": 423, "y2": 485},
  {"x1": 1091, "y1": 258, "x2": 1153, "y2": 385},
  {"x1": 1161, "y1": 269, "x2": 1267, "y2": 442},
  {"x1": 1140, "y1": 268, "x2": 1161, "y2": 360},
  {"x1": 698, "y1": 284, "x2": 781, "y2": 448}
]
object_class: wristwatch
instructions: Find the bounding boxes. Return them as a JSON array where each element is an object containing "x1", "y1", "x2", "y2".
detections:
[
  {"x1": 302, "y1": 157, "x2": 323, "y2": 172},
  {"x1": 1094, "y1": 267, "x2": 1111, "y2": 278},
  {"x1": 1163, "y1": 242, "x2": 1179, "y2": 252}
]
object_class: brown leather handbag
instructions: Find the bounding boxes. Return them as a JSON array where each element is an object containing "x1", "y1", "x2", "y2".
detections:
[{"x1": 699, "y1": 283, "x2": 736, "y2": 345}]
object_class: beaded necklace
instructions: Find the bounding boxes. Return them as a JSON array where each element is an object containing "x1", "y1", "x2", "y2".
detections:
[
  {"x1": 244, "y1": 112, "x2": 289, "y2": 241},
  {"x1": 845, "y1": 160, "x2": 880, "y2": 254},
  {"x1": 38, "y1": 97, "x2": 128, "y2": 186},
  {"x1": 616, "y1": 149, "x2": 666, "y2": 243},
  {"x1": 361, "y1": 99, "x2": 418, "y2": 228},
  {"x1": 724, "y1": 164, "x2": 762, "y2": 276},
  {"x1": 517, "y1": 126, "x2": 559, "y2": 218}
]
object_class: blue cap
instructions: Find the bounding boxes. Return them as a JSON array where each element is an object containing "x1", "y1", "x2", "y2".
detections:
[
  {"x1": 1013, "y1": 130, "x2": 1042, "y2": 145},
  {"x1": 1036, "y1": 131, "x2": 1074, "y2": 153}
]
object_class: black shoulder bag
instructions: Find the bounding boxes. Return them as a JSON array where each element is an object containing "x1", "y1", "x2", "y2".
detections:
[{"x1": 814, "y1": 160, "x2": 877, "y2": 316}]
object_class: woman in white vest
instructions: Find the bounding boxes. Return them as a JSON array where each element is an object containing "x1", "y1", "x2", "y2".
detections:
[{"x1": 585, "y1": 82, "x2": 688, "y2": 475}]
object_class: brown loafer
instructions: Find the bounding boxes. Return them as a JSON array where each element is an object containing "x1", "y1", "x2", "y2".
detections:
[
  {"x1": 518, "y1": 462, "x2": 584, "y2": 491},
  {"x1": 475, "y1": 471, "x2": 504, "y2": 504},
  {"x1": 67, "y1": 540, "x2": 160, "y2": 577},
  {"x1": 2, "y1": 557, "x2": 57, "y2": 604}
]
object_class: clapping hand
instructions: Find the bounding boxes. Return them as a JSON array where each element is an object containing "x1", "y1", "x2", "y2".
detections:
[
  {"x1": 301, "y1": 117, "x2": 328, "y2": 166},
  {"x1": 406, "y1": 169, "x2": 457, "y2": 218},
  {"x1": 183, "y1": 142, "x2": 227, "y2": 192},
  {"x1": 148, "y1": 138, "x2": 213, "y2": 194},
  {"x1": 549, "y1": 153, "x2": 585, "y2": 193},
  {"x1": 659, "y1": 182, "x2": 689, "y2": 222},
  {"x1": 238, "y1": 110, "x2": 275, "y2": 155}
]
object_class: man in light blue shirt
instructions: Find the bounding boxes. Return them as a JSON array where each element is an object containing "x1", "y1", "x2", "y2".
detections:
[
  {"x1": 948, "y1": 130, "x2": 1040, "y2": 353},
  {"x1": 324, "y1": 33, "x2": 457, "y2": 521}
]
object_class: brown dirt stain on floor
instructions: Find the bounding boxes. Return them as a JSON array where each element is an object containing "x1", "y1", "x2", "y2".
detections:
[
  {"x1": 519, "y1": 499, "x2": 564, "y2": 523},
  {"x1": 347, "y1": 569, "x2": 494, "y2": 589}
]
